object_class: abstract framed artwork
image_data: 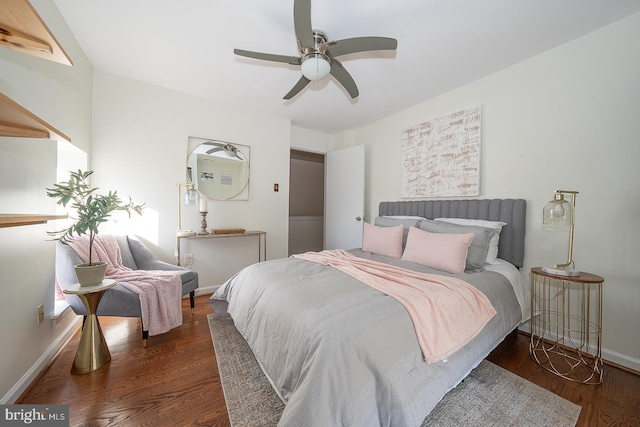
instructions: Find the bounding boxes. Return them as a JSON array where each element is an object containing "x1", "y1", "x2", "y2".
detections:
[{"x1": 400, "y1": 106, "x2": 482, "y2": 198}]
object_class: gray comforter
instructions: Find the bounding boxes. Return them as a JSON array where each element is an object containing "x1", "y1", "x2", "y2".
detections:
[{"x1": 210, "y1": 250, "x2": 522, "y2": 427}]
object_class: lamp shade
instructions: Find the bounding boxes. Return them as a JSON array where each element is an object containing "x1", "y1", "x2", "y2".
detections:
[
  {"x1": 300, "y1": 53, "x2": 331, "y2": 81},
  {"x1": 541, "y1": 190, "x2": 579, "y2": 276},
  {"x1": 542, "y1": 192, "x2": 572, "y2": 230},
  {"x1": 184, "y1": 185, "x2": 199, "y2": 206}
]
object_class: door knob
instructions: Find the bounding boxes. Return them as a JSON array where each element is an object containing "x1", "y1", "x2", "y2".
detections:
[{"x1": 356, "y1": 216, "x2": 362, "y2": 221}]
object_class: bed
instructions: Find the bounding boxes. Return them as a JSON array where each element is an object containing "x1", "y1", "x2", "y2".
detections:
[{"x1": 210, "y1": 198, "x2": 528, "y2": 426}]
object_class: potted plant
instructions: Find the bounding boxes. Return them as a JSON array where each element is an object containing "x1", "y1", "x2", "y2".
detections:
[{"x1": 47, "y1": 170, "x2": 145, "y2": 286}]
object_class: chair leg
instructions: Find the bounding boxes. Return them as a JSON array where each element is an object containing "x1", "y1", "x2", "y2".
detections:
[
  {"x1": 142, "y1": 327, "x2": 148, "y2": 348},
  {"x1": 190, "y1": 291, "x2": 195, "y2": 315}
]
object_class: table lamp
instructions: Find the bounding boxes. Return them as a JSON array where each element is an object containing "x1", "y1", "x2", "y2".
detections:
[
  {"x1": 541, "y1": 190, "x2": 580, "y2": 276},
  {"x1": 177, "y1": 168, "x2": 199, "y2": 237}
]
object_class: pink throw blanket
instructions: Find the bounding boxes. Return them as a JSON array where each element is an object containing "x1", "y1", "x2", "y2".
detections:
[
  {"x1": 69, "y1": 235, "x2": 183, "y2": 336},
  {"x1": 293, "y1": 249, "x2": 496, "y2": 363}
]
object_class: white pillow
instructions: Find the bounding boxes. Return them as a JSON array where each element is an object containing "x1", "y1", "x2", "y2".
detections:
[{"x1": 434, "y1": 218, "x2": 507, "y2": 264}]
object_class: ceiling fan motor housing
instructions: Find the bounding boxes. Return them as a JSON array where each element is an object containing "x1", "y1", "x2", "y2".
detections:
[{"x1": 299, "y1": 31, "x2": 331, "y2": 81}]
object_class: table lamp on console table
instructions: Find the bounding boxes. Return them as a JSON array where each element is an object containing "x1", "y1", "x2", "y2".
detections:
[{"x1": 176, "y1": 177, "x2": 199, "y2": 237}]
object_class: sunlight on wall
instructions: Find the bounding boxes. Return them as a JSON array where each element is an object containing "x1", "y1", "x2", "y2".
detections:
[
  {"x1": 52, "y1": 141, "x2": 160, "y2": 246},
  {"x1": 101, "y1": 208, "x2": 160, "y2": 246}
]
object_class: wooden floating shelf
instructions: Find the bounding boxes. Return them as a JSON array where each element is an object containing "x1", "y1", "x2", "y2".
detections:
[
  {"x1": 0, "y1": 214, "x2": 67, "y2": 228},
  {"x1": 0, "y1": 92, "x2": 71, "y2": 142},
  {"x1": 0, "y1": 0, "x2": 73, "y2": 66}
]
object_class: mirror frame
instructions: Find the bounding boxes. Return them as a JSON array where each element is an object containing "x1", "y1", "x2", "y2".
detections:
[{"x1": 187, "y1": 136, "x2": 250, "y2": 201}]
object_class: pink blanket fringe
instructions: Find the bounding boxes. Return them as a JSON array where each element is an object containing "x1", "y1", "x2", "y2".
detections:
[
  {"x1": 294, "y1": 249, "x2": 496, "y2": 363},
  {"x1": 69, "y1": 235, "x2": 183, "y2": 336}
]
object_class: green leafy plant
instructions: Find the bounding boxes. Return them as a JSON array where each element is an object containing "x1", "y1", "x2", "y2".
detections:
[{"x1": 46, "y1": 170, "x2": 145, "y2": 265}]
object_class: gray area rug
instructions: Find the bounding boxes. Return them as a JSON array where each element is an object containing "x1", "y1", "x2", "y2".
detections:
[{"x1": 208, "y1": 314, "x2": 581, "y2": 427}]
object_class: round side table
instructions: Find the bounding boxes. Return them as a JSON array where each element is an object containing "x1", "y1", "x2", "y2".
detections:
[
  {"x1": 64, "y1": 279, "x2": 117, "y2": 374},
  {"x1": 529, "y1": 267, "x2": 603, "y2": 384}
]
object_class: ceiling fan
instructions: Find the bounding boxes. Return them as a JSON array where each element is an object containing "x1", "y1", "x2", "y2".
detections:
[{"x1": 233, "y1": 0, "x2": 398, "y2": 100}]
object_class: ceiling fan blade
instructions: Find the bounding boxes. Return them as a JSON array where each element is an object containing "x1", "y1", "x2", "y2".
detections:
[
  {"x1": 234, "y1": 49, "x2": 300, "y2": 65},
  {"x1": 327, "y1": 37, "x2": 398, "y2": 57},
  {"x1": 293, "y1": 0, "x2": 314, "y2": 49},
  {"x1": 330, "y1": 60, "x2": 359, "y2": 99},
  {"x1": 206, "y1": 147, "x2": 223, "y2": 154},
  {"x1": 283, "y1": 76, "x2": 311, "y2": 100}
]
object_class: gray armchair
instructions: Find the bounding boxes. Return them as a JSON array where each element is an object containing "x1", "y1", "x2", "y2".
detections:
[{"x1": 56, "y1": 235, "x2": 198, "y2": 346}]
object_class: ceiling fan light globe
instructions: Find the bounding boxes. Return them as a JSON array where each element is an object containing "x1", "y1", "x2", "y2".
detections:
[{"x1": 301, "y1": 54, "x2": 331, "y2": 81}]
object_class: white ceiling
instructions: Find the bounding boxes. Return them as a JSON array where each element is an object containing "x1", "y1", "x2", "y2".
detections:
[{"x1": 53, "y1": 0, "x2": 640, "y2": 134}]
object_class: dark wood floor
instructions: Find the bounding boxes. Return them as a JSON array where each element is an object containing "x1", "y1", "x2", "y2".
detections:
[{"x1": 19, "y1": 294, "x2": 640, "y2": 426}]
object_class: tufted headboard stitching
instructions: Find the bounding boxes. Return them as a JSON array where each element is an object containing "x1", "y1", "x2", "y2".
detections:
[{"x1": 379, "y1": 199, "x2": 527, "y2": 268}]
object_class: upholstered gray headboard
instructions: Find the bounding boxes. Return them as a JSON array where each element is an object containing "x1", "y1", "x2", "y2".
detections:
[{"x1": 379, "y1": 199, "x2": 527, "y2": 268}]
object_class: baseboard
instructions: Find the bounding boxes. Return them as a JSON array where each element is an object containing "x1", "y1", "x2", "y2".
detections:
[
  {"x1": 602, "y1": 348, "x2": 640, "y2": 374},
  {"x1": 1, "y1": 316, "x2": 82, "y2": 404}
]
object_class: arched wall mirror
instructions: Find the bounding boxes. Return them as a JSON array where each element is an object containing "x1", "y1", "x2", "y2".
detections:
[{"x1": 187, "y1": 136, "x2": 250, "y2": 201}]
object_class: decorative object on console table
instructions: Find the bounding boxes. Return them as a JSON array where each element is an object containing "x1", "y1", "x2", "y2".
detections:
[
  {"x1": 541, "y1": 190, "x2": 580, "y2": 276},
  {"x1": 198, "y1": 197, "x2": 209, "y2": 235},
  {"x1": 529, "y1": 267, "x2": 603, "y2": 384},
  {"x1": 212, "y1": 228, "x2": 245, "y2": 235},
  {"x1": 63, "y1": 279, "x2": 117, "y2": 374}
]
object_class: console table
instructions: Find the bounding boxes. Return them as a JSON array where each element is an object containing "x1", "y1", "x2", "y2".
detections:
[
  {"x1": 176, "y1": 231, "x2": 267, "y2": 266},
  {"x1": 529, "y1": 267, "x2": 603, "y2": 384}
]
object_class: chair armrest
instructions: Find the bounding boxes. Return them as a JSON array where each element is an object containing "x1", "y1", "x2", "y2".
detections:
[{"x1": 141, "y1": 259, "x2": 185, "y2": 272}]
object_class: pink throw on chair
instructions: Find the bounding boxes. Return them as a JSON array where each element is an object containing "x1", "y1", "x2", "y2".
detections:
[{"x1": 69, "y1": 235, "x2": 183, "y2": 336}]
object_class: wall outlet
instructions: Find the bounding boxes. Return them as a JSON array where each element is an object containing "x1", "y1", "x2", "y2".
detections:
[
  {"x1": 37, "y1": 304, "x2": 45, "y2": 325},
  {"x1": 184, "y1": 253, "x2": 194, "y2": 268}
]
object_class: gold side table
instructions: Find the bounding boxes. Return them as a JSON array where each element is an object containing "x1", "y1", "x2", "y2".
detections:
[
  {"x1": 64, "y1": 279, "x2": 117, "y2": 374},
  {"x1": 529, "y1": 267, "x2": 603, "y2": 384}
]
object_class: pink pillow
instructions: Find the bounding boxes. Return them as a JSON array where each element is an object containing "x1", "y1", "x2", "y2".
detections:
[
  {"x1": 362, "y1": 222, "x2": 403, "y2": 258},
  {"x1": 401, "y1": 227, "x2": 474, "y2": 274}
]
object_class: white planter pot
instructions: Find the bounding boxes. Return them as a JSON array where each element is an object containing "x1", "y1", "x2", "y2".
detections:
[{"x1": 74, "y1": 262, "x2": 108, "y2": 286}]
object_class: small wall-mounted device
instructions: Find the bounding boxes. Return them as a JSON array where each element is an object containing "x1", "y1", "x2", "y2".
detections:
[{"x1": 274, "y1": 183, "x2": 279, "y2": 192}]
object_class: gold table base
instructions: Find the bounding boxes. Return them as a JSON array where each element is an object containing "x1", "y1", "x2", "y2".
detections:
[{"x1": 65, "y1": 280, "x2": 115, "y2": 374}]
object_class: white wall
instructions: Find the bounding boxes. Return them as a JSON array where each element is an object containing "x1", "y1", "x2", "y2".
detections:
[
  {"x1": 0, "y1": 0, "x2": 93, "y2": 402},
  {"x1": 290, "y1": 126, "x2": 333, "y2": 153},
  {"x1": 346, "y1": 13, "x2": 640, "y2": 370},
  {"x1": 90, "y1": 71, "x2": 291, "y2": 288}
]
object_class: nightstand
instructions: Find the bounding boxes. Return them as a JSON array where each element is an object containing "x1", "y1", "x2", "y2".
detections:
[
  {"x1": 64, "y1": 279, "x2": 117, "y2": 374},
  {"x1": 529, "y1": 267, "x2": 603, "y2": 384}
]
